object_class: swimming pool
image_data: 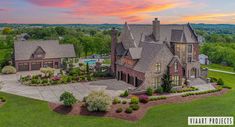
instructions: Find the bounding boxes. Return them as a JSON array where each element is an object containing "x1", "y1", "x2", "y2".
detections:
[{"x1": 84, "y1": 60, "x2": 97, "y2": 65}]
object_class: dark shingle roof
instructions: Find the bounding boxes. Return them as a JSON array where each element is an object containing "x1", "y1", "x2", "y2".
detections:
[
  {"x1": 14, "y1": 40, "x2": 76, "y2": 61},
  {"x1": 133, "y1": 43, "x2": 172, "y2": 72}
]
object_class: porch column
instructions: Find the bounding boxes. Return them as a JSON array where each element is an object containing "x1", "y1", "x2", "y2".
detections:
[
  {"x1": 126, "y1": 74, "x2": 128, "y2": 83},
  {"x1": 29, "y1": 62, "x2": 31, "y2": 71},
  {"x1": 134, "y1": 77, "x2": 137, "y2": 87}
]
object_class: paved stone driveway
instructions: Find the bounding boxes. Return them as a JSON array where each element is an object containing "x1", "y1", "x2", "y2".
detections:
[{"x1": 0, "y1": 72, "x2": 134, "y2": 103}]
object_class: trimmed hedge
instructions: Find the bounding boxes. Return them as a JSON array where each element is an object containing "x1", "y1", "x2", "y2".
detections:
[
  {"x1": 149, "y1": 96, "x2": 167, "y2": 101},
  {"x1": 182, "y1": 87, "x2": 223, "y2": 97},
  {"x1": 171, "y1": 87, "x2": 198, "y2": 93}
]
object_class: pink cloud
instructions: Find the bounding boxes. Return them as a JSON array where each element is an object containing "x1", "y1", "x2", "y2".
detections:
[
  {"x1": 0, "y1": 8, "x2": 8, "y2": 12},
  {"x1": 26, "y1": 0, "x2": 77, "y2": 8},
  {"x1": 65, "y1": 0, "x2": 188, "y2": 22}
]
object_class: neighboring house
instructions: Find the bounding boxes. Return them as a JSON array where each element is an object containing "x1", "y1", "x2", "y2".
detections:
[
  {"x1": 14, "y1": 40, "x2": 76, "y2": 71},
  {"x1": 111, "y1": 18, "x2": 201, "y2": 90},
  {"x1": 199, "y1": 54, "x2": 209, "y2": 65},
  {"x1": 16, "y1": 33, "x2": 30, "y2": 41}
]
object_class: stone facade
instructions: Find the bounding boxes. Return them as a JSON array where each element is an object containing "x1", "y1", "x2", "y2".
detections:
[{"x1": 111, "y1": 18, "x2": 200, "y2": 90}]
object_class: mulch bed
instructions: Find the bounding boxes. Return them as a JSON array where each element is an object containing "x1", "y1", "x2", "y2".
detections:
[
  {"x1": 0, "y1": 101, "x2": 5, "y2": 107},
  {"x1": 49, "y1": 88, "x2": 230, "y2": 121}
]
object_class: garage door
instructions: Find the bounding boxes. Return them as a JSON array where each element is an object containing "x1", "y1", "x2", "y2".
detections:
[
  {"x1": 18, "y1": 63, "x2": 29, "y2": 71},
  {"x1": 31, "y1": 62, "x2": 41, "y2": 70}
]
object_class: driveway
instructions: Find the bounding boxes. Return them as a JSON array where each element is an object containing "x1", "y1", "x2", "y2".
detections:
[{"x1": 0, "y1": 72, "x2": 134, "y2": 103}]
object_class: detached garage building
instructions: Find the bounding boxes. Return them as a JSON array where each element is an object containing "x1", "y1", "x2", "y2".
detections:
[{"x1": 14, "y1": 40, "x2": 76, "y2": 71}]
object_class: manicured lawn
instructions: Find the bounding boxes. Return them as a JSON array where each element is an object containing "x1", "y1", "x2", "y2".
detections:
[
  {"x1": 202, "y1": 64, "x2": 235, "y2": 72},
  {"x1": 0, "y1": 70, "x2": 235, "y2": 127}
]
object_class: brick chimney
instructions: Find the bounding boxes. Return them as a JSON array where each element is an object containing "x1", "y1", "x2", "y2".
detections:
[
  {"x1": 111, "y1": 27, "x2": 118, "y2": 75},
  {"x1": 153, "y1": 18, "x2": 160, "y2": 41}
]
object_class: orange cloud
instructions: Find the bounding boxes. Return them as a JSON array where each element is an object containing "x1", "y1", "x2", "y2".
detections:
[
  {"x1": 183, "y1": 13, "x2": 235, "y2": 22},
  {"x1": 26, "y1": 0, "x2": 77, "y2": 8},
  {"x1": 66, "y1": 0, "x2": 187, "y2": 22}
]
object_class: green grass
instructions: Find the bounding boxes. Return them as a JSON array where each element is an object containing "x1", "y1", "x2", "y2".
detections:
[
  {"x1": 202, "y1": 64, "x2": 235, "y2": 72},
  {"x1": 0, "y1": 70, "x2": 235, "y2": 127},
  {"x1": 103, "y1": 59, "x2": 111, "y2": 64}
]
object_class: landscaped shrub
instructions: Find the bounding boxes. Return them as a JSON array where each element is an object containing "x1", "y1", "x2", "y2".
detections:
[
  {"x1": 113, "y1": 97, "x2": 121, "y2": 104},
  {"x1": 149, "y1": 96, "x2": 167, "y2": 101},
  {"x1": 130, "y1": 96, "x2": 139, "y2": 104},
  {"x1": 41, "y1": 79, "x2": 49, "y2": 85},
  {"x1": 60, "y1": 91, "x2": 77, "y2": 106},
  {"x1": 0, "y1": 97, "x2": 6, "y2": 102},
  {"x1": 217, "y1": 78, "x2": 224, "y2": 86},
  {"x1": 146, "y1": 87, "x2": 153, "y2": 96},
  {"x1": 139, "y1": 95, "x2": 149, "y2": 103},
  {"x1": 1, "y1": 66, "x2": 16, "y2": 74},
  {"x1": 68, "y1": 67, "x2": 80, "y2": 76},
  {"x1": 122, "y1": 100, "x2": 127, "y2": 104},
  {"x1": 116, "y1": 107, "x2": 123, "y2": 113},
  {"x1": 210, "y1": 77, "x2": 218, "y2": 83},
  {"x1": 85, "y1": 91, "x2": 112, "y2": 112},
  {"x1": 125, "y1": 107, "x2": 133, "y2": 114},
  {"x1": 155, "y1": 86, "x2": 164, "y2": 94},
  {"x1": 222, "y1": 86, "x2": 232, "y2": 89},
  {"x1": 40, "y1": 67, "x2": 55, "y2": 78},
  {"x1": 120, "y1": 90, "x2": 129, "y2": 97},
  {"x1": 31, "y1": 78, "x2": 41, "y2": 84},
  {"x1": 129, "y1": 104, "x2": 140, "y2": 111}
]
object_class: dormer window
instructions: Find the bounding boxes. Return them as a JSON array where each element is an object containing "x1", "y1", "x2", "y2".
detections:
[
  {"x1": 156, "y1": 63, "x2": 161, "y2": 73},
  {"x1": 174, "y1": 62, "x2": 178, "y2": 72},
  {"x1": 31, "y1": 46, "x2": 45, "y2": 59}
]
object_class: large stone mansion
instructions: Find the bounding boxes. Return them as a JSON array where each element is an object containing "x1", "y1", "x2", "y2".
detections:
[{"x1": 111, "y1": 18, "x2": 200, "y2": 90}]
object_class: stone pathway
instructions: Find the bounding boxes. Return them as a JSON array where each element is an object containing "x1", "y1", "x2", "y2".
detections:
[
  {"x1": 208, "y1": 69, "x2": 235, "y2": 75},
  {"x1": 0, "y1": 73, "x2": 134, "y2": 103}
]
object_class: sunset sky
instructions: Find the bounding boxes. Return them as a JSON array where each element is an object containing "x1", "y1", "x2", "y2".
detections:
[{"x1": 0, "y1": 0, "x2": 235, "y2": 24}]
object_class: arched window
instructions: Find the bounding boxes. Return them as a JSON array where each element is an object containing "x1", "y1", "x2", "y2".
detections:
[{"x1": 174, "y1": 62, "x2": 178, "y2": 72}]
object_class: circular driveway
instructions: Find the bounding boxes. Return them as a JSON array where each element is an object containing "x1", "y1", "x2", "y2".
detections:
[{"x1": 0, "y1": 72, "x2": 134, "y2": 103}]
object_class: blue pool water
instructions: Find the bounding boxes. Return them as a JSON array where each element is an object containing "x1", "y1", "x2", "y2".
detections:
[{"x1": 84, "y1": 60, "x2": 97, "y2": 65}]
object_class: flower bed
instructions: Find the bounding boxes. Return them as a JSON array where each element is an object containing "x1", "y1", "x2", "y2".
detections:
[
  {"x1": 50, "y1": 86, "x2": 229, "y2": 121},
  {"x1": 20, "y1": 67, "x2": 96, "y2": 86}
]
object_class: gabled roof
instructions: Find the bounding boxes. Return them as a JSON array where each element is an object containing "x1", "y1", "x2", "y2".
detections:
[
  {"x1": 14, "y1": 40, "x2": 76, "y2": 61},
  {"x1": 119, "y1": 23, "x2": 199, "y2": 46},
  {"x1": 129, "y1": 47, "x2": 142, "y2": 59},
  {"x1": 168, "y1": 55, "x2": 182, "y2": 66},
  {"x1": 133, "y1": 43, "x2": 172, "y2": 72}
]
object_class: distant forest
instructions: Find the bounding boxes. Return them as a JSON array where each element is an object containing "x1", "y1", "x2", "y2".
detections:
[
  {"x1": 1, "y1": 23, "x2": 235, "y2": 69},
  {"x1": 1, "y1": 23, "x2": 235, "y2": 34}
]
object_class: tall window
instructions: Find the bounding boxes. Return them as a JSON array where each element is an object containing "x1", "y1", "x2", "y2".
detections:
[
  {"x1": 188, "y1": 45, "x2": 192, "y2": 53},
  {"x1": 172, "y1": 75, "x2": 179, "y2": 86},
  {"x1": 155, "y1": 63, "x2": 161, "y2": 73},
  {"x1": 188, "y1": 55, "x2": 192, "y2": 63},
  {"x1": 153, "y1": 77, "x2": 161, "y2": 88},
  {"x1": 174, "y1": 62, "x2": 178, "y2": 72}
]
